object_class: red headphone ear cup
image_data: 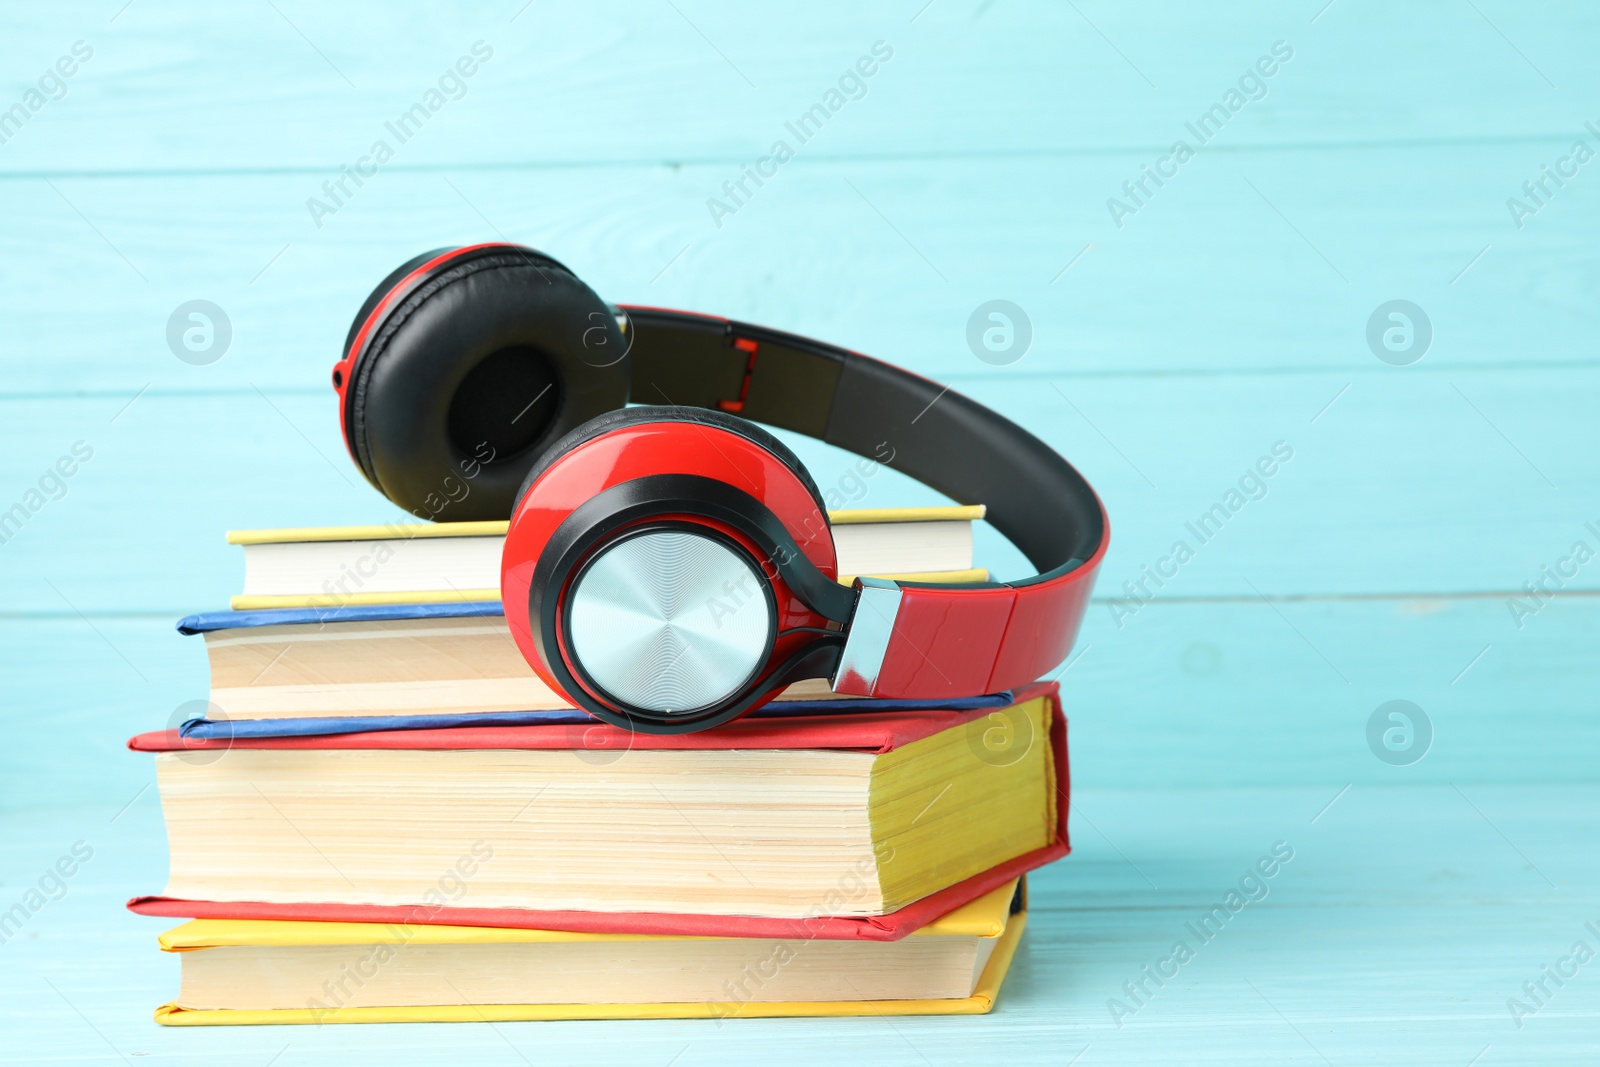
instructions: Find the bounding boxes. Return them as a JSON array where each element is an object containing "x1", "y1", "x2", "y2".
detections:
[{"x1": 500, "y1": 411, "x2": 841, "y2": 712}]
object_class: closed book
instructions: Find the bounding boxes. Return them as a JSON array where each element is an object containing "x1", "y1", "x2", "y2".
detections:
[
  {"x1": 151, "y1": 879, "x2": 1027, "y2": 1025},
  {"x1": 129, "y1": 685, "x2": 1068, "y2": 939},
  {"x1": 228, "y1": 506, "x2": 986, "y2": 610},
  {"x1": 176, "y1": 601, "x2": 1008, "y2": 725}
]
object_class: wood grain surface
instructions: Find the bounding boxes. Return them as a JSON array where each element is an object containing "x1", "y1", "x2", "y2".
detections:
[{"x1": 2, "y1": 1, "x2": 1596, "y2": 1062}]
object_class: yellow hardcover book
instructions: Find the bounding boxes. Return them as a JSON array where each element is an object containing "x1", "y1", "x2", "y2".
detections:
[
  {"x1": 152, "y1": 879, "x2": 1027, "y2": 1025},
  {"x1": 224, "y1": 505, "x2": 987, "y2": 610}
]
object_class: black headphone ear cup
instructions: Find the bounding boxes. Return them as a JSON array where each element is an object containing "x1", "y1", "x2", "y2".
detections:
[
  {"x1": 513, "y1": 405, "x2": 831, "y2": 522},
  {"x1": 347, "y1": 248, "x2": 630, "y2": 521}
]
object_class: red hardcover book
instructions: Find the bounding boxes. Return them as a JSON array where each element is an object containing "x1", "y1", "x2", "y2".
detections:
[{"x1": 128, "y1": 682, "x2": 1068, "y2": 942}]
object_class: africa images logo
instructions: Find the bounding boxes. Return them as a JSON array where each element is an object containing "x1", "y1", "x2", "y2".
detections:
[
  {"x1": 0, "y1": 40, "x2": 93, "y2": 147},
  {"x1": 1104, "y1": 40, "x2": 1294, "y2": 230},
  {"x1": 305, "y1": 42, "x2": 495, "y2": 228},
  {"x1": 705, "y1": 41, "x2": 895, "y2": 229}
]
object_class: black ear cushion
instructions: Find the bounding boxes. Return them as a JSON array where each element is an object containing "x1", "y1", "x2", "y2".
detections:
[
  {"x1": 514, "y1": 405, "x2": 830, "y2": 524},
  {"x1": 341, "y1": 246, "x2": 583, "y2": 470},
  {"x1": 342, "y1": 247, "x2": 452, "y2": 359},
  {"x1": 348, "y1": 248, "x2": 629, "y2": 521}
]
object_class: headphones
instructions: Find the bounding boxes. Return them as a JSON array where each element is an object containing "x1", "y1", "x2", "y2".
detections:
[{"x1": 333, "y1": 243, "x2": 1108, "y2": 735}]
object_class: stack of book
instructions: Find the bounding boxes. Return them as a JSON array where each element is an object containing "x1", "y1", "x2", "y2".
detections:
[{"x1": 129, "y1": 506, "x2": 1072, "y2": 1024}]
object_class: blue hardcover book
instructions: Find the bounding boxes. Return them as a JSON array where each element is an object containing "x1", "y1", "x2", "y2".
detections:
[
  {"x1": 176, "y1": 601, "x2": 506, "y2": 634},
  {"x1": 176, "y1": 602, "x2": 1011, "y2": 740}
]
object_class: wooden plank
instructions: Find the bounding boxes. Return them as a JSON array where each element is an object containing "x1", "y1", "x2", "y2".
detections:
[
  {"x1": 1, "y1": 787, "x2": 1593, "y2": 1062},
  {"x1": 0, "y1": 368, "x2": 1592, "y2": 615},
  {"x1": 2, "y1": 143, "x2": 1597, "y2": 392},
  {"x1": 8, "y1": 589, "x2": 1596, "y2": 808},
  {"x1": 2, "y1": 2, "x2": 1595, "y2": 172}
]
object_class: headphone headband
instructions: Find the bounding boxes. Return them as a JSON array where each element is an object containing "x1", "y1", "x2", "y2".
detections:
[{"x1": 614, "y1": 306, "x2": 1108, "y2": 699}]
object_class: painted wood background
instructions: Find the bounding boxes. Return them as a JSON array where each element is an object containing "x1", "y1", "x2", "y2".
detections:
[{"x1": 2, "y1": 1, "x2": 1596, "y2": 1062}]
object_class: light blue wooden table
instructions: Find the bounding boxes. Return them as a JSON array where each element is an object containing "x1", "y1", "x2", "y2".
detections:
[{"x1": 3, "y1": 2, "x2": 1597, "y2": 1062}]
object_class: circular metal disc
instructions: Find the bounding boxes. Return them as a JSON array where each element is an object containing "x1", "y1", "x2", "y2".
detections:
[{"x1": 566, "y1": 529, "x2": 773, "y2": 714}]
